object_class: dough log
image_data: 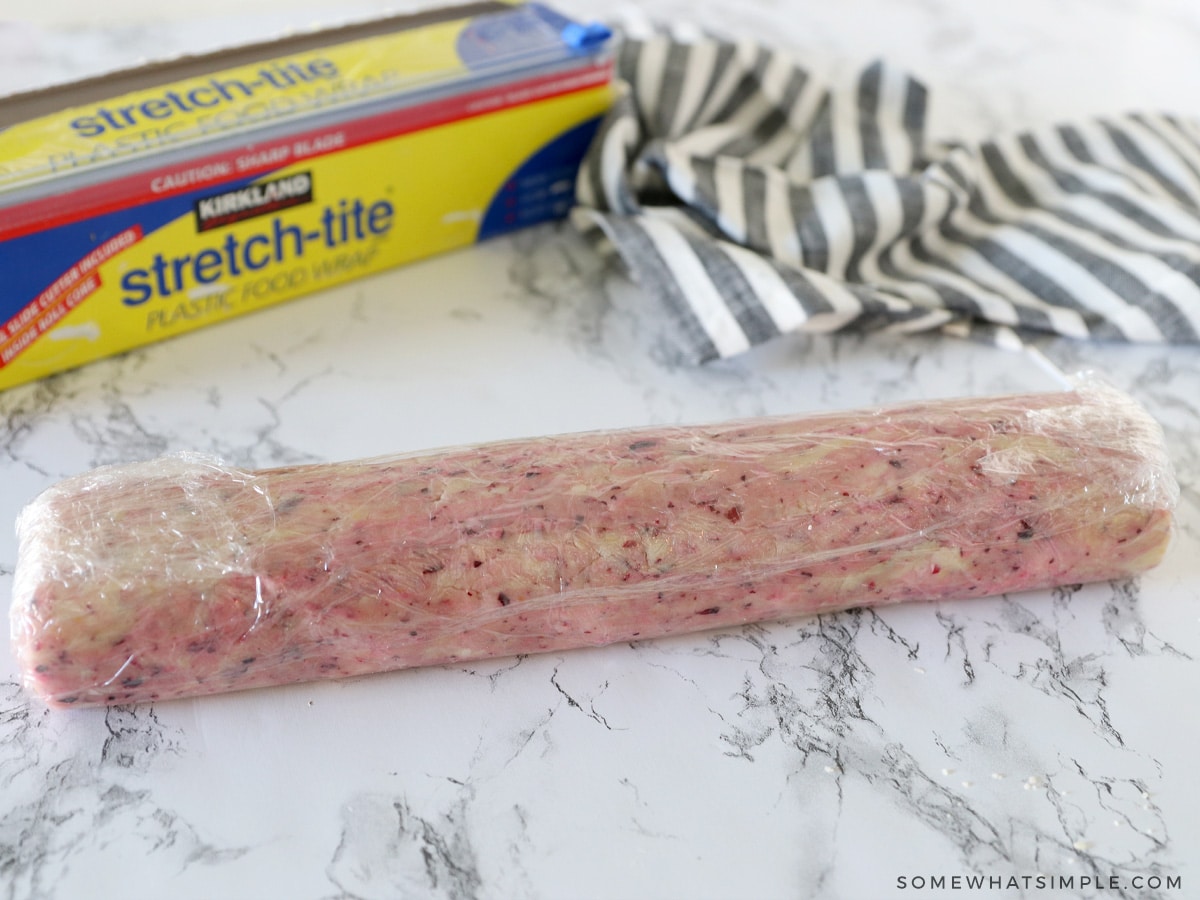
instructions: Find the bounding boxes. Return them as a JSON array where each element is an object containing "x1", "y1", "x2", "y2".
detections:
[{"x1": 9, "y1": 383, "x2": 1176, "y2": 707}]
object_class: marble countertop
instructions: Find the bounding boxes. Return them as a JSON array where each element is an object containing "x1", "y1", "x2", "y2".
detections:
[{"x1": 2, "y1": 1, "x2": 1198, "y2": 898}]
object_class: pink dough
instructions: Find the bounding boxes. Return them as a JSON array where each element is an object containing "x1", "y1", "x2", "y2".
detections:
[{"x1": 10, "y1": 383, "x2": 1176, "y2": 707}]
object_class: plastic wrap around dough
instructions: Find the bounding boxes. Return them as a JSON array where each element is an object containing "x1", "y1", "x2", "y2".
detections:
[{"x1": 9, "y1": 382, "x2": 1177, "y2": 708}]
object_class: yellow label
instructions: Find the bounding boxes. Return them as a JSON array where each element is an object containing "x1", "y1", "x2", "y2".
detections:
[
  {"x1": 0, "y1": 19, "x2": 472, "y2": 190},
  {"x1": 0, "y1": 81, "x2": 612, "y2": 392}
]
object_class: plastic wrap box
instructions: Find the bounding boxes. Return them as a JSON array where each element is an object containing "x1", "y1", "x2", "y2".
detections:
[{"x1": 0, "y1": 2, "x2": 613, "y2": 391}]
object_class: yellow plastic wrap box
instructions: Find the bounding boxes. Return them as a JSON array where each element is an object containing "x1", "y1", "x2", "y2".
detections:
[{"x1": 0, "y1": 1, "x2": 613, "y2": 391}]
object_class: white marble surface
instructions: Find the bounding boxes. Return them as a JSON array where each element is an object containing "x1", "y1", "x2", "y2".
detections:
[{"x1": 2, "y1": 2, "x2": 1199, "y2": 898}]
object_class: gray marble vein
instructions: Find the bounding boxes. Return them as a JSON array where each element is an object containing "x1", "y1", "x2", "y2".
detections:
[
  {"x1": 0, "y1": 698, "x2": 252, "y2": 900},
  {"x1": 324, "y1": 793, "x2": 483, "y2": 900}
]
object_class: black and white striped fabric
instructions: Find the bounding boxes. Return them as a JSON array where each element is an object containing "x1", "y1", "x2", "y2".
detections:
[{"x1": 572, "y1": 28, "x2": 1200, "y2": 362}]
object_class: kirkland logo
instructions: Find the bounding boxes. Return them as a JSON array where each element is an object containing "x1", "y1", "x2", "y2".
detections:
[{"x1": 194, "y1": 172, "x2": 313, "y2": 231}]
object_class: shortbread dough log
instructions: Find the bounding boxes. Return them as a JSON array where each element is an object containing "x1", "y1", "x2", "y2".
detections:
[{"x1": 10, "y1": 383, "x2": 1176, "y2": 707}]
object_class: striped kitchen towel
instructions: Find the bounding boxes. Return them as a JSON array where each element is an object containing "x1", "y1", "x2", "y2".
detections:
[{"x1": 572, "y1": 27, "x2": 1200, "y2": 362}]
